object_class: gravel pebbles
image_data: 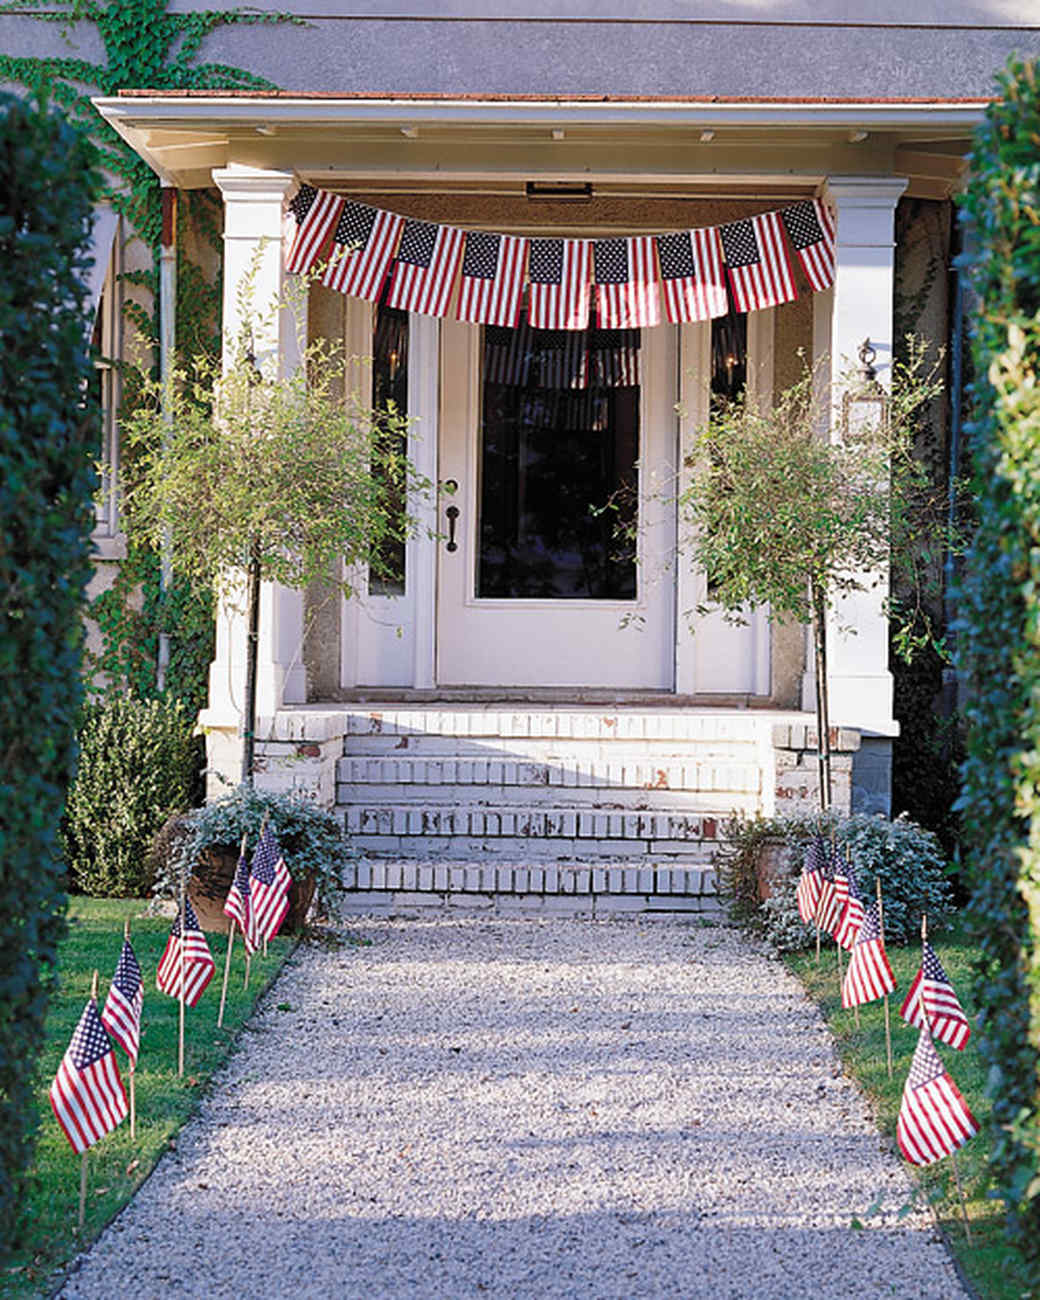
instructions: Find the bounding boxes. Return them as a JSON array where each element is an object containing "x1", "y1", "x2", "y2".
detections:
[{"x1": 60, "y1": 916, "x2": 968, "y2": 1300}]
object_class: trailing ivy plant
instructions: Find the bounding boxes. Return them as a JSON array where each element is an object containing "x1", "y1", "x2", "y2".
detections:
[{"x1": 957, "y1": 54, "x2": 1040, "y2": 1277}]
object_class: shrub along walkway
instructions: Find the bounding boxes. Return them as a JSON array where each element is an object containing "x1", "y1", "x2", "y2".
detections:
[{"x1": 59, "y1": 917, "x2": 967, "y2": 1299}]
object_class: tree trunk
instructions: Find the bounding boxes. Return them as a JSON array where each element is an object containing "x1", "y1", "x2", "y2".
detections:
[
  {"x1": 810, "y1": 577, "x2": 833, "y2": 813},
  {"x1": 240, "y1": 537, "x2": 262, "y2": 787}
]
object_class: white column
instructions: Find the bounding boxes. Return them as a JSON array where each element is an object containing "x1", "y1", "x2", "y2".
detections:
[
  {"x1": 821, "y1": 175, "x2": 907, "y2": 736},
  {"x1": 205, "y1": 165, "x2": 307, "y2": 738},
  {"x1": 409, "y1": 313, "x2": 440, "y2": 688}
]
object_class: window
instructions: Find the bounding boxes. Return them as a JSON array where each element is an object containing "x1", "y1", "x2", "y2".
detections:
[
  {"x1": 368, "y1": 301, "x2": 409, "y2": 596},
  {"x1": 92, "y1": 223, "x2": 122, "y2": 538}
]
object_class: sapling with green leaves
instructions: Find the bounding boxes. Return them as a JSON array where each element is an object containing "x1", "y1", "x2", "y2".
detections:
[
  {"x1": 120, "y1": 257, "x2": 427, "y2": 782},
  {"x1": 678, "y1": 338, "x2": 948, "y2": 810}
]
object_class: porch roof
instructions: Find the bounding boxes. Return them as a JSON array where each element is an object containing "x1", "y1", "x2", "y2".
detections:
[{"x1": 94, "y1": 92, "x2": 985, "y2": 199}]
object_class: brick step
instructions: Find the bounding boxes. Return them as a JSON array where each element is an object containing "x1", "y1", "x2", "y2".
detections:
[
  {"x1": 346, "y1": 835, "x2": 716, "y2": 860},
  {"x1": 335, "y1": 756, "x2": 761, "y2": 795},
  {"x1": 340, "y1": 708, "x2": 764, "y2": 744},
  {"x1": 342, "y1": 734, "x2": 761, "y2": 761},
  {"x1": 342, "y1": 804, "x2": 723, "y2": 842},
  {"x1": 343, "y1": 858, "x2": 719, "y2": 898},
  {"x1": 336, "y1": 785, "x2": 757, "y2": 816}
]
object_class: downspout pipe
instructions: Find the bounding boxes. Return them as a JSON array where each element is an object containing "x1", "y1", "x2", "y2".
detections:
[
  {"x1": 942, "y1": 215, "x2": 967, "y2": 717},
  {"x1": 157, "y1": 184, "x2": 177, "y2": 693}
]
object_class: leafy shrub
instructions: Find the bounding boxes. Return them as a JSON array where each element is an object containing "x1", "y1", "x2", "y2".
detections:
[
  {"x1": 64, "y1": 695, "x2": 199, "y2": 896},
  {"x1": 0, "y1": 93, "x2": 99, "y2": 1254},
  {"x1": 154, "y1": 784, "x2": 351, "y2": 917},
  {"x1": 715, "y1": 812, "x2": 954, "y2": 951},
  {"x1": 956, "y1": 54, "x2": 1040, "y2": 1271}
]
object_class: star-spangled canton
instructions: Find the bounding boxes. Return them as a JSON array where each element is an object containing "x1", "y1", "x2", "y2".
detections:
[
  {"x1": 815, "y1": 845, "x2": 845, "y2": 936},
  {"x1": 321, "y1": 202, "x2": 403, "y2": 301},
  {"x1": 49, "y1": 997, "x2": 128, "y2": 1154},
  {"x1": 249, "y1": 823, "x2": 291, "y2": 941},
  {"x1": 224, "y1": 848, "x2": 259, "y2": 956},
  {"x1": 156, "y1": 898, "x2": 215, "y2": 1008},
  {"x1": 656, "y1": 228, "x2": 728, "y2": 324},
  {"x1": 720, "y1": 211, "x2": 797, "y2": 314},
  {"x1": 286, "y1": 186, "x2": 344, "y2": 275},
  {"x1": 101, "y1": 937, "x2": 143, "y2": 1066},
  {"x1": 457, "y1": 232, "x2": 528, "y2": 328},
  {"x1": 528, "y1": 239, "x2": 592, "y2": 331},
  {"x1": 593, "y1": 236, "x2": 661, "y2": 330},
  {"x1": 841, "y1": 899, "x2": 897, "y2": 1009},
  {"x1": 900, "y1": 940, "x2": 972, "y2": 1050},
  {"x1": 834, "y1": 867, "x2": 865, "y2": 951},
  {"x1": 780, "y1": 199, "x2": 836, "y2": 293},
  {"x1": 796, "y1": 836, "x2": 826, "y2": 924},
  {"x1": 386, "y1": 220, "x2": 465, "y2": 317},
  {"x1": 897, "y1": 1026, "x2": 979, "y2": 1166}
]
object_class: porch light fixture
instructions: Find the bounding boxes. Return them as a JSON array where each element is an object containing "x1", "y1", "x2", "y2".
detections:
[
  {"x1": 848, "y1": 129, "x2": 869, "y2": 143},
  {"x1": 525, "y1": 181, "x2": 594, "y2": 201},
  {"x1": 842, "y1": 339, "x2": 889, "y2": 440},
  {"x1": 699, "y1": 130, "x2": 716, "y2": 143},
  {"x1": 551, "y1": 129, "x2": 566, "y2": 141},
  {"x1": 400, "y1": 125, "x2": 419, "y2": 139}
]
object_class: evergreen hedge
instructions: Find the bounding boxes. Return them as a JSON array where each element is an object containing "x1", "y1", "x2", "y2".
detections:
[
  {"x1": 0, "y1": 95, "x2": 99, "y2": 1255},
  {"x1": 957, "y1": 56, "x2": 1040, "y2": 1271},
  {"x1": 64, "y1": 696, "x2": 200, "y2": 897}
]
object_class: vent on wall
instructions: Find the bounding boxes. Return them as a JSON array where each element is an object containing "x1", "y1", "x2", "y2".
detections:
[{"x1": 526, "y1": 181, "x2": 594, "y2": 201}]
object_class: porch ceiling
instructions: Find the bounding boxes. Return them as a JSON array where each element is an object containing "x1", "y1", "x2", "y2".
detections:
[{"x1": 94, "y1": 93, "x2": 982, "y2": 199}]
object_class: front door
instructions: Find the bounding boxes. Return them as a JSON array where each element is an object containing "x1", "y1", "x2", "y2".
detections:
[{"x1": 436, "y1": 314, "x2": 676, "y2": 688}]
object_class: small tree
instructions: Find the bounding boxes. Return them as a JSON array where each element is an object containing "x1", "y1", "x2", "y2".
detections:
[
  {"x1": 678, "y1": 339, "x2": 946, "y2": 809},
  {"x1": 120, "y1": 266, "x2": 423, "y2": 782}
]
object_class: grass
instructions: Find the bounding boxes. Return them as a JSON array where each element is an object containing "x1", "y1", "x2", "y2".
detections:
[
  {"x1": 785, "y1": 925, "x2": 1033, "y2": 1300},
  {"x1": 2, "y1": 897, "x2": 295, "y2": 1299}
]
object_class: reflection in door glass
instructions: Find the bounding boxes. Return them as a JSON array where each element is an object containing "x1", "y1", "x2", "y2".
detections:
[
  {"x1": 478, "y1": 316, "x2": 639, "y2": 600},
  {"x1": 369, "y1": 303, "x2": 409, "y2": 596}
]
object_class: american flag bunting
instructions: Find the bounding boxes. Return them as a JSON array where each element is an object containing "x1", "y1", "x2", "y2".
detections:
[
  {"x1": 897, "y1": 1026, "x2": 979, "y2": 1166},
  {"x1": 50, "y1": 996, "x2": 128, "y2": 1153},
  {"x1": 156, "y1": 899, "x2": 215, "y2": 1008},
  {"x1": 796, "y1": 836, "x2": 826, "y2": 924},
  {"x1": 286, "y1": 185, "x2": 344, "y2": 276},
  {"x1": 900, "y1": 940, "x2": 972, "y2": 1050},
  {"x1": 834, "y1": 867, "x2": 865, "y2": 951},
  {"x1": 780, "y1": 200, "x2": 836, "y2": 293},
  {"x1": 321, "y1": 202, "x2": 403, "y2": 301},
  {"x1": 250, "y1": 823, "x2": 292, "y2": 940},
  {"x1": 224, "y1": 847, "x2": 260, "y2": 957},
  {"x1": 386, "y1": 220, "x2": 465, "y2": 317},
  {"x1": 593, "y1": 236, "x2": 661, "y2": 329},
  {"x1": 457, "y1": 232, "x2": 529, "y2": 327},
  {"x1": 841, "y1": 900, "x2": 896, "y2": 1009},
  {"x1": 720, "y1": 211, "x2": 797, "y2": 314},
  {"x1": 101, "y1": 938, "x2": 143, "y2": 1067},
  {"x1": 527, "y1": 238, "x2": 592, "y2": 331},
  {"x1": 656, "y1": 228, "x2": 728, "y2": 324}
]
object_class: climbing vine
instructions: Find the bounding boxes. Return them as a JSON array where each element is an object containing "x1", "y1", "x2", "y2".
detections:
[{"x1": 0, "y1": 0, "x2": 298, "y2": 708}]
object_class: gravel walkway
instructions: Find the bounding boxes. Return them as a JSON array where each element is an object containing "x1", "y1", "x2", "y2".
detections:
[{"x1": 61, "y1": 917, "x2": 968, "y2": 1300}]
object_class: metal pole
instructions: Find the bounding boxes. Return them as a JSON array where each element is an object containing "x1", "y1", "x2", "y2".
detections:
[
  {"x1": 157, "y1": 185, "x2": 178, "y2": 693},
  {"x1": 241, "y1": 539, "x2": 262, "y2": 786}
]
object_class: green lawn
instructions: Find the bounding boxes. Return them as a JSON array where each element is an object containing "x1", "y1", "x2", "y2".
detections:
[
  {"x1": 2, "y1": 898, "x2": 295, "y2": 1299},
  {"x1": 785, "y1": 926, "x2": 1032, "y2": 1300}
]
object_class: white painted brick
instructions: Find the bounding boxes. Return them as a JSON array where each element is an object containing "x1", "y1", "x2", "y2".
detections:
[
  {"x1": 513, "y1": 867, "x2": 529, "y2": 893},
  {"x1": 339, "y1": 891, "x2": 394, "y2": 913},
  {"x1": 592, "y1": 868, "x2": 607, "y2": 893},
  {"x1": 450, "y1": 866, "x2": 467, "y2": 892},
  {"x1": 573, "y1": 868, "x2": 591, "y2": 893},
  {"x1": 370, "y1": 862, "x2": 387, "y2": 889},
  {"x1": 418, "y1": 865, "x2": 434, "y2": 891},
  {"x1": 464, "y1": 866, "x2": 482, "y2": 892},
  {"x1": 542, "y1": 895, "x2": 590, "y2": 916},
  {"x1": 401, "y1": 862, "x2": 417, "y2": 890},
  {"x1": 356, "y1": 861, "x2": 372, "y2": 890},
  {"x1": 495, "y1": 865, "x2": 513, "y2": 892},
  {"x1": 528, "y1": 866, "x2": 545, "y2": 893},
  {"x1": 607, "y1": 867, "x2": 624, "y2": 892},
  {"x1": 448, "y1": 892, "x2": 494, "y2": 910},
  {"x1": 594, "y1": 894, "x2": 647, "y2": 914},
  {"x1": 543, "y1": 866, "x2": 560, "y2": 894},
  {"x1": 384, "y1": 863, "x2": 403, "y2": 890},
  {"x1": 434, "y1": 864, "x2": 449, "y2": 892},
  {"x1": 638, "y1": 867, "x2": 655, "y2": 893},
  {"x1": 341, "y1": 862, "x2": 359, "y2": 889}
]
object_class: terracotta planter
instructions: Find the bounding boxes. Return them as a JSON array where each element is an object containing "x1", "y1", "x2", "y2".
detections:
[
  {"x1": 187, "y1": 843, "x2": 315, "y2": 935},
  {"x1": 755, "y1": 837, "x2": 789, "y2": 902}
]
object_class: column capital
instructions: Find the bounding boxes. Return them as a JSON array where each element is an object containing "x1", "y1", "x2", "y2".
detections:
[
  {"x1": 212, "y1": 164, "x2": 297, "y2": 205},
  {"x1": 823, "y1": 175, "x2": 909, "y2": 211}
]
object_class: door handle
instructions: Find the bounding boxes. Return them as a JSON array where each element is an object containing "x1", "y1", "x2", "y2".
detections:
[{"x1": 445, "y1": 504, "x2": 459, "y2": 553}]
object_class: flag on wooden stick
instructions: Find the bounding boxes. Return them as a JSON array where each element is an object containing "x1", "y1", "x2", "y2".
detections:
[
  {"x1": 780, "y1": 199, "x2": 836, "y2": 293},
  {"x1": 249, "y1": 823, "x2": 291, "y2": 941},
  {"x1": 224, "y1": 844, "x2": 260, "y2": 956},
  {"x1": 286, "y1": 186, "x2": 344, "y2": 275},
  {"x1": 841, "y1": 899, "x2": 896, "y2": 1009},
  {"x1": 815, "y1": 845, "x2": 845, "y2": 938},
  {"x1": 900, "y1": 940, "x2": 972, "y2": 1050},
  {"x1": 50, "y1": 996, "x2": 128, "y2": 1153},
  {"x1": 796, "y1": 835, "x2": 826, "y2": 924},
  {"x1": 834, "y1": 866, "x2": 865, "y2": 952},
  {"x1": 101, "y1": 937, "x2": 143, "y2": 1067},
  {"x1": 156, "y1": 899, "x2": 215, "y2": 1008},
  {"x1": 897, "y1": 1026, "x2": 979, "y2": 1166}
]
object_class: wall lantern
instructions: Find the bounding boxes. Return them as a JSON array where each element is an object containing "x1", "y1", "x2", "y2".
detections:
[{"x1": 842, "y1": 338, "x2": 889, "y2": 440}]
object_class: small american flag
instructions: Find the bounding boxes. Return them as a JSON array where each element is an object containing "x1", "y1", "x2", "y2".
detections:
[
  {"x1": 900, "y1": 940, "x2": 972, "y2": 1050},
  {"x1": 250, "y1": 823, "x2": 291, "y2": 940},
  {"x1": 224, "y1": 846, "x2": 259, "y2": 956},
  {"x1": 814, "y1": 846, "x2": 845, "y2": 937},
  {"x1": 656, "y1": 228, "x2": 728, "y2": 324},
  {"x1": 533, "y1": 329, "x2": 589, "y2": 390},
  {"x1": 50, "y1": 996, "x2": 128, "y2": 1153},
  {"x1": 457, "y1": 232, "x2": 529, "y2": 327},
  {"x1": 593, "y1": 236, "x2": 661, "y2": 330},
  {"x1": 828, "y1": 857, "x2": 852, "y2": 942},
  {"x1": 897, "y1": 1026, "x2": 979, "y2": 1166},
  {"x1": 156, "y1": 899, "x2": 215, "y2": 1008},
  {"x1": 386, "y1": 220, "x2": 465, "y2": 317},
  {"x1": 834, "y1": 867, "x2": 865, "y2": 951},
  {"x1": 484, "y1": 323, "x2": 533, "y2": 387},
  {"x1": 841, "y1": 900, "x2": 896, "y2": 1009},
  {"x1": 780, "y1": 200, "x2": 836, "y2": 293},
  {"x1": 796, "y1": 836, "x2": 826, "y2": 924},
  {"x1": 321, "y1": 202, "x2": 403, "y2": 300},
  {"x1": 528, "y1": 238, "x2": 592, "y2": 331},
  {"x1": 101, "y1": 938, "x2": 143, "y2": 1067},
  {"x1": 286, "y1": 185, "x2": 344, "y2": 275},
  {"x1": 720, "y1": 212, "x2": 797, "y2": 313}
]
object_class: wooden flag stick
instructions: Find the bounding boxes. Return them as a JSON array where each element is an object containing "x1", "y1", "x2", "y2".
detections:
[
  {"x1": 178, "y1": 867, "x2": 186, "y2": 1078},
  {"x1": 877, "y1": 875, "x2": 893, "y2": 1079},
  {"x1": 78, "y1": 1152, "x2": 88, "y2": 1231},
  {"x1": 950, "y1": 1149, "x2": 973, "y2": 1241},
  {"x1": 244, "y1": 951, "x2": 251, "y2": 992}
]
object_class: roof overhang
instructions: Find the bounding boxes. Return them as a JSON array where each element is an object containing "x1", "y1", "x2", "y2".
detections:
[{"x1": 94, "y1": 93, "x2": 987, "y2": 199}]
